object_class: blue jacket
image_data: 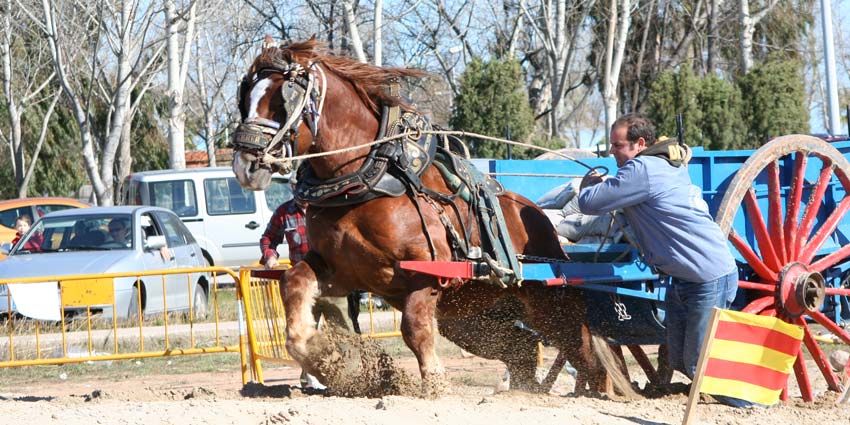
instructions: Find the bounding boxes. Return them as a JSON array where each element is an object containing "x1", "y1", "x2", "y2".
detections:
[{"x1": 578, "y1": 156, "x2": 736, "y2": 282}]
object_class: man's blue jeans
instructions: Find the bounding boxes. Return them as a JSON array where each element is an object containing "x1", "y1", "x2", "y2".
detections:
[{"x1": 664, "y1": 270, "x2": 738, "y2": 378}]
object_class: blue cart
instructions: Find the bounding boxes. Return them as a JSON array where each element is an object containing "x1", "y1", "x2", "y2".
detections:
[{"x1": 414, "y1": 134, "x2": 850, "y2": 401}]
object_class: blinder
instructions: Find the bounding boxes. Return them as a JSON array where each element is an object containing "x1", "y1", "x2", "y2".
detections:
[{"x1": 232, "y1": 62, "x2": 324, "y2": 169}]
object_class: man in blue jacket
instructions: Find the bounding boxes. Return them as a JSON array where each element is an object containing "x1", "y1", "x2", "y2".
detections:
[{"x1": 578, "y1": 114, "x2": 747, "y2": 406}]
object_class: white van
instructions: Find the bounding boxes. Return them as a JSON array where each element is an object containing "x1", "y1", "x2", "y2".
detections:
[{"x1": 121, "y1": 167, "x2": 292, "y2": 268}]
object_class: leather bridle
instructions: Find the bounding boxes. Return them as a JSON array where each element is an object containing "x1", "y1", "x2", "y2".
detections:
[{"x1": 232, "y1": 60, "x2": 326, "y2": 174}]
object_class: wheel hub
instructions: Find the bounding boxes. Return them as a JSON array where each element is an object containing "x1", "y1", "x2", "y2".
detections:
[{"x1": 777, "y1": 262, "x2": 826, "y2": 317}]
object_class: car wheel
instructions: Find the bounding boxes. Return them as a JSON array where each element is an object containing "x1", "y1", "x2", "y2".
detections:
[
  {"x1": 192, "y1": 283, "x2": 208, "y2": 320},
  {"x1": 127, "y1": 285, "x2": 143, "y2": 320}
]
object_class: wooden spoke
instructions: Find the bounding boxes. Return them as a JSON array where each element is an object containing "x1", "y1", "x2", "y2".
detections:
[
  {"x1": 795, "y1": 164, "x2": 836, "y2": 261},
  {"x1": 783, "y1": 152, "x2": 807, "y2": 258},
  {"x1": 766, "y1": 162, "x2": 787, "y2": 263},
  {"x1": 743, "y1": 189, "x2": 781, "y2": 272}
]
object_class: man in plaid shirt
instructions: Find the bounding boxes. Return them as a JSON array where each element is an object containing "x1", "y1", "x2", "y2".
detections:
[
  {"x1": 259, "y1": 198, "x2": 358, "y2": 390},
  {"x1": 260, "y1": 199, "x2": 309, "y2": 267}
]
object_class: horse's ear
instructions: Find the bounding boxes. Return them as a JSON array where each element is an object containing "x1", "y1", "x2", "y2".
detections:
[
  {"x1": 237, "y1": 74, "x2": 249, "y2": 120},
  {"x1": 263, "y1": 34, "x2": 275, "y2": 51}
]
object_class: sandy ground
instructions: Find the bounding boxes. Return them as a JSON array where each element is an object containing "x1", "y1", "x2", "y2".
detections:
[{"x1": 0, "y1": 351, "x2": 847, "y2": 425}]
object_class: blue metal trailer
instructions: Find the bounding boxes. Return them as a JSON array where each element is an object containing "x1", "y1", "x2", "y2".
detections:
[{"x1": 463, "y1": 134, "x2": 850, "y2": 401}]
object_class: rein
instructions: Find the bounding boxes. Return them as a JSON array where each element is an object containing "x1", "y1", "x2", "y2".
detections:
[{"x1": 259, "y1": 129, "x2": 600, "y2": 173}]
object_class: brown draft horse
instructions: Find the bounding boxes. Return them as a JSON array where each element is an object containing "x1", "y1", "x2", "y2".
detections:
[{"x1": 231, "y1": 38, "x2": 632, "y2": 396}]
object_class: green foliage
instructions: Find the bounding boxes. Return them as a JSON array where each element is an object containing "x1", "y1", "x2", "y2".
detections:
[
  {"x1": 646, "y1": 64, "x2": 702, "y2": 144},
  {"x1": 131, "y1": 95, "x2": 170, "y2": 172},
  {"x1": 450, "y1": 57, "x2": 535, "y2": 159},
  {"x1": 697, "y1": 76, "x2": 745, "y2": 150},
  {"x1": 738, "y1": 58, "x2": 809, "y2": 147}
]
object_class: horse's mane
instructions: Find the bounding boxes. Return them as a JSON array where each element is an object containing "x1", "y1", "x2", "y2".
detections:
[{"x1": 251, "y1": 39, "x2": 426, "y2": 117}]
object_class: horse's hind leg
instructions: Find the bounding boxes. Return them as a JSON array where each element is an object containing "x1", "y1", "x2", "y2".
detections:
[
  {"x1": 400, "y1": 285, "x2": 445, "y2": 396},
  {"x1": 438, "y1": 297, "x2": 543, "y2": 392}
]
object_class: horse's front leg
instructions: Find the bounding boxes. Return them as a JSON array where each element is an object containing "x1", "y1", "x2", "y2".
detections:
[
  {"x1": 400, "y1": 284, "x2": 445, "y2": 397},
  {"x1": 281, "y1": 260, "x2": 323, "y2": 381}
]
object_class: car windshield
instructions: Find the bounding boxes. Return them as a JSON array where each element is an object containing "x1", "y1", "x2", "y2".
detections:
[{"x1": 12, "y1": 213, "x2": 134, "y2": 255}]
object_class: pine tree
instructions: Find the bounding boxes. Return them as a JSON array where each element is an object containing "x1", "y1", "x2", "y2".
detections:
[
  {"x1": 739, "y1": 58, "x2": 809, "y2": 148},
  {"x1": 450, "y1": 58, "x2": 535, "y2": 159}
]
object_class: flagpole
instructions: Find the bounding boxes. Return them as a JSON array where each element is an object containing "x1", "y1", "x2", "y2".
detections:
[{"x1": 682, "y1": 307, "x2": 722, "y2": 425}]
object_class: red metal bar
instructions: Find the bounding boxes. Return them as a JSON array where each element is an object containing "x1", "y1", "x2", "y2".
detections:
[
  {"x1": 784, "y1": 153, "x2": 806, "y2": 259},
  {"x1": 795, "y1": 316, "x2": 842, "y2": 392},
  {"x1": 795, "y1": 164, "x2": 834, "y2": 260},
  {"x1": 798, "y1": 196, "x2": 850, "y2": 264},
  {"x1": 743, "y1": 189, "x2": 781, "y2": 272},
  {"x1": 767, "y1": 162, "x2": 787, "y2": 263},
  {"x1": 729, "y1": 229, "x2": 779, "y2": 282},
  {"x1": 398, "y1": 261, "x2": 474, "y2": 279}
]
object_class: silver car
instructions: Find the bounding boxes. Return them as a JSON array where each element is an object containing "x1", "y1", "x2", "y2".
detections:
[{"x1": 0, "y1": 206, "x2": 210, "y2": 320}]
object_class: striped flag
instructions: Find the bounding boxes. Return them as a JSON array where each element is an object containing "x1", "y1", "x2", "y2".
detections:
[{"x1": 697, "y1": 309, "x2": 804, "y2": 405}]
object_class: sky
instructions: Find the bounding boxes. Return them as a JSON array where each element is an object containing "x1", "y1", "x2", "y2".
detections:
[{"x1": 810, "y1": 0, "x2": 849, "y2": 135}]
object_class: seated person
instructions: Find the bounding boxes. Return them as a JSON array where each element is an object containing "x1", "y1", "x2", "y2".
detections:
[
  {"x1": 107, "y1": 218, "x2": 131, "y2": 247},
  {"x1": 11, "y1": 215, "x2": 43, "y2": 252}
]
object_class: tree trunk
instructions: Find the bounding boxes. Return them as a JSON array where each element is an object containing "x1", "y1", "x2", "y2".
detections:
[
  {"x1": 706, "y1": 0, "x2": 721, "y2": 73},
  {"x1": 603, "y1": 0, "x2": 631, "y2": 149},
  {"x1": 341, "y1": 0, "x2": 367, "y2": 62},
  {"x1": 739, "y1": 0, "x2": 754, "y2": 74},
  {"x1": 739, "y1": 0, "x2": 778, "y2": 74},
  {"x1": 166, "y1": 0, "x2": 196, "y2": 170},
  {"x1": 373, "y1": 0, "x2": 382, "y2": 66}
]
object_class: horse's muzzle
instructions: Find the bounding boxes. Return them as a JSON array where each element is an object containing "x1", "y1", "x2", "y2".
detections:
[{"x1": 232, "y1": 153, "x2": 274, "y2": 190}]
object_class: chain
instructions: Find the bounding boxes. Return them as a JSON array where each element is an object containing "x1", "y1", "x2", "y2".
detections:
[
  {"x1": 515, "y1": 254, "x2": 565, "y2": 264},
  {"x1": 611, "y1": 294, "x2": 632, "y2": 321}
]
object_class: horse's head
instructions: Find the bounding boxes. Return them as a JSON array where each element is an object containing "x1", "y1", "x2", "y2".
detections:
[
  {"x1": 232, "y1": 37, "x2": 427, "y2": 191},
  {"x1": 231, "y1": 38, "x2": 327, "y2": 190}
]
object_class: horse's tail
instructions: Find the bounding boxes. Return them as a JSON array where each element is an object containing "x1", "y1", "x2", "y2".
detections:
[{"x1": 591, "y1": 334, "x2": 640, "y2": 399}]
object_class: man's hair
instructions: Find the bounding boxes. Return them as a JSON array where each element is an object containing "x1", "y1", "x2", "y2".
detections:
[
  {"x1": 612, "y1": 113, "x2": 657, "y2": 146},
  {"x1": 15, "y1": 215, "x2": 32, "y2": 225},
  {"x1": 109, "y1": 218, "x2": 130, "y2": 230}
]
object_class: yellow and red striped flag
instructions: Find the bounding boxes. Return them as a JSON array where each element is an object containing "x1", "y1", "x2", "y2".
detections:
[{"x1": 697, "y1": 309, "x2": 804, "y2": 405}]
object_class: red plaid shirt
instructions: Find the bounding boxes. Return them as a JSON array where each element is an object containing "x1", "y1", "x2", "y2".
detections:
[{"x1": 260, "y1": 200, "x2": 309, "y2": 264}]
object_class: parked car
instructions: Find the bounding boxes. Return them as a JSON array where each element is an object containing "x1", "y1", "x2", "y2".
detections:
[
  {"x1": 121, "y1": 167, "x2": 293, "y2": 268},
  {"x1": 0, "y1": 197, "x2": 90, "y2": 260},
  {"x1": 0, "y1": 206, "x2": 210, "y2": 320}
]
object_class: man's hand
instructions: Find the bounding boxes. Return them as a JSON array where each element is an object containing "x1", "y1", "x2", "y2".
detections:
[
  {"x1": 264, "y1": 256, "x2": 279, "y2": 270},
  {"x1": 580, "y1": 171, "x2": 605, "y2": 190}
]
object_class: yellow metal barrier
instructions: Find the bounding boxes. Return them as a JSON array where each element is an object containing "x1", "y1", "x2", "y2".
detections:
[
  {"x1": 0, "y1": 265, "x2": 404, "y2": 387},
  {"x1": 238, "y1": 267, "x2": 403, "y2": 385},
  {"x1": 0, "y1": 267, "x2": 242, "y2": 370}
]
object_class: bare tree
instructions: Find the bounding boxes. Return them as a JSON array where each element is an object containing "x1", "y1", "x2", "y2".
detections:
[
  {"x1": 602, "y1": 0, "x2": 632, "y2": 149},
  {"x1": 739, "y1": 0, "x2": 779, "y2": 74},
  {"x1": 521, "y1": 0, "x2": 597, "y2": 139},
  {"x1": 1, "y1": 0, "x2": 63, "y2": 197},
  {"x1": 41, "y1": 0, "x2": 165, "y2": 205},
  {"x1": 189, "y1": 0, "x2": 255, "y2": 167},
  {"x1": 374, "y1": 0, "x2": 383, "y2": 66},
  {"x1": 165, "y1": 0, "x2": 197, "y2": 170},
  {"x1": 341, "y1": 0, "x2": 367, "y2": 62}
]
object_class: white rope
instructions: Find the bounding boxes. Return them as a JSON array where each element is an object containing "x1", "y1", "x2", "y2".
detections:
[{"x1": 261, "y1": 129, "x2": 597, "y2": 171}]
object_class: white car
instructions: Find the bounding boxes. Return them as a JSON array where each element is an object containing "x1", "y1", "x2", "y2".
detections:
[
  {"x1": 0, "y1": 206, "x2": 210, "y2": 320},
  {"x1": 121, "y1": 167, "x2": 293, "y2": 268}
]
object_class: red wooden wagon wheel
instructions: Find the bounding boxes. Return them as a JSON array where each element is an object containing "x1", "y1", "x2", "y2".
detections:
[{"x1": 715, "y1": 134, "x2": 850, "y2": 401}]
